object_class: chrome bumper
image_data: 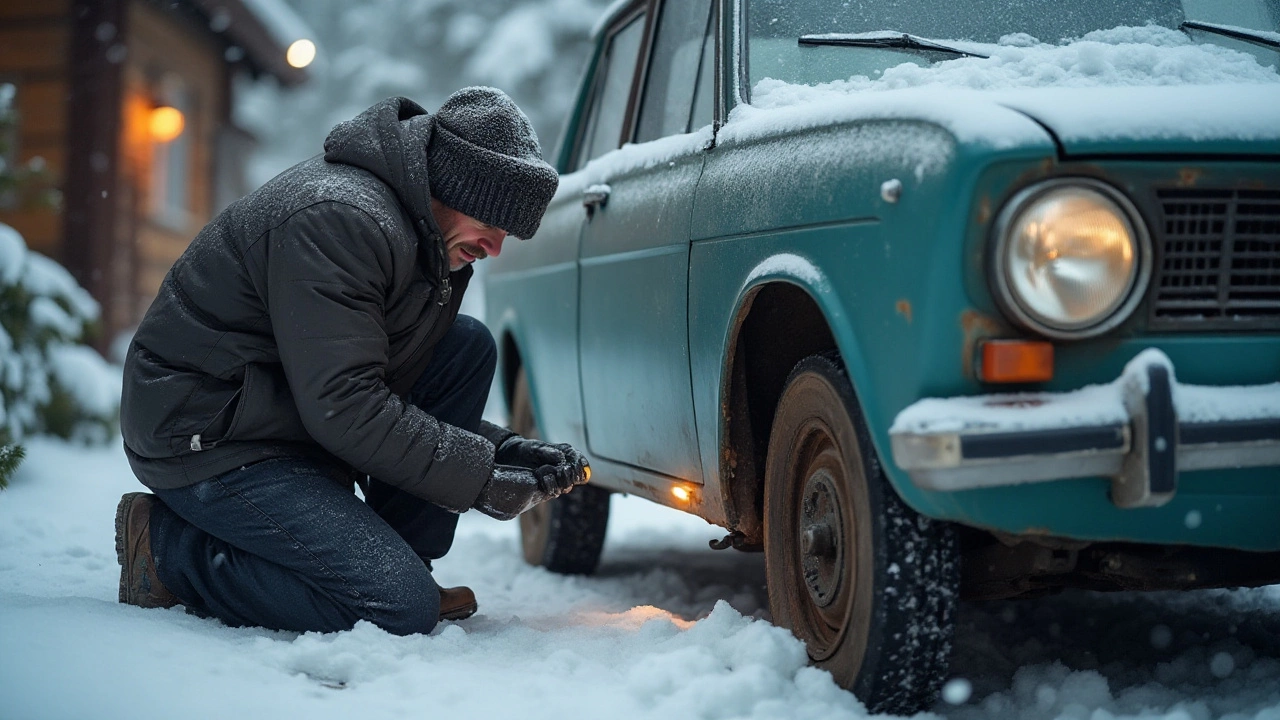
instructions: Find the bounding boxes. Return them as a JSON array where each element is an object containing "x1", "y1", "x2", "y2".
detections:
[{"x1": 889, "y1": 350, "x2": 1280, "y2": 508}]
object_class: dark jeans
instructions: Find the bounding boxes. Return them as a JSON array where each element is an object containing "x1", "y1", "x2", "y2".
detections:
[{"x1": 149, "y1": 315, "x2": 496, "y2": 636}]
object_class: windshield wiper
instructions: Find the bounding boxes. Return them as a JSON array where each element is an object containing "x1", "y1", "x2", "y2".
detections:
[
  {"x1": 799, "y1": 32, "x2": 989, "y2": 58},
  {"x1": 1181, "y1": 21, "x2": 1280, "y2": 51}
]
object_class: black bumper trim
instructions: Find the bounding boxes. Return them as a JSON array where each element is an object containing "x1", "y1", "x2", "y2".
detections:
[
  {"x1": 1144, "y1": 365, "x2": 1178, "y2": 495},
  {"x1": 961, "y1": 425, "x2": 1127, "y2": 460},
  {"x1": 1182, "y1": 418, "x2": 1280, "y2": 446}
]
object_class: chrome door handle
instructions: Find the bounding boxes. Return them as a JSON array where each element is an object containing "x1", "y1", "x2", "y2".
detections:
[{"x1": 582, "y1": 184, "x2": 611, "y2": 210}]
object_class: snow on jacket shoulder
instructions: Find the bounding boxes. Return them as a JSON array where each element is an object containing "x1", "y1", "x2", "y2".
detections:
[{"x1": 120, "y1": 97, "x2": 496, "y2": 513}]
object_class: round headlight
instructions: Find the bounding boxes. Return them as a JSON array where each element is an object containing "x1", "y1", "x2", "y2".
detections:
[{"x1": 992, "y1": 179, "x2": 1150, "y2": 339}]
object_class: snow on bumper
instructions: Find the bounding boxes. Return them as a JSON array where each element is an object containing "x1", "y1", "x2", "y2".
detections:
[{"x1": 890, "y1": 349, "x2": 1280, "y2": 508}]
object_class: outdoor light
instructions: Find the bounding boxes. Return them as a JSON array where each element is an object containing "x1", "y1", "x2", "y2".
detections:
[
  {"x1": 671, "y1": 486, "x2": 691, "y2": 502},
  {"x1": 992, "y1": 178, "x2": 1150, "y2": 339},
  {"x1": 148, "y1": 106, "x2": 185, "y2": 143},
  {"x1": 286, "y1": 39, "x2": 316, "y2": 68}
]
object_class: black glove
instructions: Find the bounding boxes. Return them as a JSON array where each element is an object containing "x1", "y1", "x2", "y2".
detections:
[
  {"x1": 472, "y1": 439, "x2": 590, "y2": 521},
  {"x1": 473, "y1": 464, "x2": 581, "y2": 521},
  {"x1": 494, "y1": 435, "x2": 588, "y2": 475}
]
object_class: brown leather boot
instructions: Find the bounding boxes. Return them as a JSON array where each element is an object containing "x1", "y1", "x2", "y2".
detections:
[
  {"x1": 439, "y1": 585, "x2": 477, "y2": 621},
  {"x1": 115, "y1": 492, "x2": 179, "y2": 609}
]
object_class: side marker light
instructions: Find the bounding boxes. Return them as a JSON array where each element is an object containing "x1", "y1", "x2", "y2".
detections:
[{"x1": 980, "y1": 340, "x2": 1054, "y2": 383}]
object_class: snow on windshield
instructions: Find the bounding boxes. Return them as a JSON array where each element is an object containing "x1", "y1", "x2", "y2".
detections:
[
  {"x1": 758, "y1": 26, "x2": 1278, "y2": 95},
  {"x1": 731, "y1": 26, "x2": 1280, "y2": 149}
]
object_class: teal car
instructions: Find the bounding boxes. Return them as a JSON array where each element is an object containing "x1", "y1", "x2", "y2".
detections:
[{"x1": 485, "y1": 0, "x2": 1280, "y2": 712}]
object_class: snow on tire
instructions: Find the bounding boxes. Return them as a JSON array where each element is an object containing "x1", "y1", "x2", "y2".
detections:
[
  {"x1": 510, "y1": 366, "x2": 609, "y2": 574},
  {"x1": 763, "y1": 352, "x2": 959, "y2": 714}
]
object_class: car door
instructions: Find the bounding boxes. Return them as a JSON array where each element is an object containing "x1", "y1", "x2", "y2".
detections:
[{"x1": 577, "y1": 0, "x2": 717, "y2": 482}]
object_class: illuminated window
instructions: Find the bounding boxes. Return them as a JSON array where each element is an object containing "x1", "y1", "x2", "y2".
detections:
[{"x1": 150, "y1": 77, "x2": 193, "y2": 227}]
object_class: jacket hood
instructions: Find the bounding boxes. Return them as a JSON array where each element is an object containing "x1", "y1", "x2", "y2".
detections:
[{"x1": 323, "y1": 97, "x2": 444, "y2": 252}]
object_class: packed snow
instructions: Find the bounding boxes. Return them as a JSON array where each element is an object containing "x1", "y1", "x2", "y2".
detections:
[
  {"x1": 2, "y1": 436, "x2": 1278, "y2": 719},
  {"x1": 892, "y1": 349, "x2": 1280, "y2": 435}
]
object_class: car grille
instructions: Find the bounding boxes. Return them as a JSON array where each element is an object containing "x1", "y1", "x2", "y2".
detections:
[{"x1": 1150, "y1": 188, "x2": 1280, "y2": 329}]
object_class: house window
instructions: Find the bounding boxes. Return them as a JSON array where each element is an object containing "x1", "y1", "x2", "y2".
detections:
[
  {"x1": 0, "y1": 82, "x2": 18, "y2": 209},
  {"x1": 150, "y1": 78, "x2": 193, "y2": 227}
]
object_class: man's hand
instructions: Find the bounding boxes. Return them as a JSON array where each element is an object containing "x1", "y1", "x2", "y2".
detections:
[
  {"x1": 472, "y1": 460, "x2": 588, "y2": 521},
  {"x1": 494, "y1": 435, "x2": 588, "y2": 478},
  {"x1": 473, "y1": 436, "x2": 590, "y2": 520}
]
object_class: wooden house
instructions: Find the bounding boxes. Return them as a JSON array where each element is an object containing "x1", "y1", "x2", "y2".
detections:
[{"x1": 0, "y1": 0, "x2": 309, "y2": 347}]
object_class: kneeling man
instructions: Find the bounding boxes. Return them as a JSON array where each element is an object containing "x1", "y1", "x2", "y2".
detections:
[{"x1": 116, "y1": 88, "x2": 586, "y2": 635}]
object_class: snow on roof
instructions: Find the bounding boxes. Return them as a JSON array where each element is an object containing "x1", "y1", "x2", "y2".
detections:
[{"x1": 239, "y1": 0, "x2": 315, "y2": 47}]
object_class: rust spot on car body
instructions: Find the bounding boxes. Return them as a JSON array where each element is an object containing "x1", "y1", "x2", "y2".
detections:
[
  {"x1": 977, "y1": 195, "x2": 992, "y2": 225},
  {"x1": 960, "y1": 309, "x2": 1005, "y2": 378},
  {"x1": 1177, "y1": 168, "x2": 1202, "y2": 187},
  {"x1": 896, "y1": 299, "x2": 913, "y2": 324}
]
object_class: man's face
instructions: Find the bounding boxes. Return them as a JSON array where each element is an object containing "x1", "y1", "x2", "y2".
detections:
[{"x1": 430, "y1": 199, "x2": 508, "y2": 272}]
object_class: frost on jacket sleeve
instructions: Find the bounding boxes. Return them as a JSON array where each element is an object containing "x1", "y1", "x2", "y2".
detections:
[{"x1": 263, "y1": 202, "x2": 494, "y2": 512}]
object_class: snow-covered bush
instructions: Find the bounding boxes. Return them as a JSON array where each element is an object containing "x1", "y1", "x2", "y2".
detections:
[{"x1": 0, "y1": 222, "x2": 120, "y2": 486}]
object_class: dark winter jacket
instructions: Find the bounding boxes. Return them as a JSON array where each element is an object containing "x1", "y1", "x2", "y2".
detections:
[{"x1": 121, "y1": 97, "x2": 510, "y2": 512}]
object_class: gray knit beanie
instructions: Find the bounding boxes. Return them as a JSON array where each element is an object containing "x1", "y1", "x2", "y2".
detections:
[{"x1": 427, "y1": 87, "x2": 559, "y2": 240}]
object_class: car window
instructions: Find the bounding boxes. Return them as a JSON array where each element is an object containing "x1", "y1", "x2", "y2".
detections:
[
  {"x1": 689, "y1": 7, "x2": 717, "y2": 132},
  {"x1": 576, "y1": 13, "x2": 646, "y2": 170},
  {"x1": 635, "y1": 0, "x2": 715, "y2": 142}
]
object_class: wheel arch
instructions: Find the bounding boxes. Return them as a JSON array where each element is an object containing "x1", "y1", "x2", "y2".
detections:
[
  {"x1": 491, "y1": 304, "x2": 525, "y2": 417},
  {"x1": 718, "y1": 256, "x2": 874, "y2": 544},
  {"x1": 499, "y1": 329, "x2": 522, "y2": 413}
]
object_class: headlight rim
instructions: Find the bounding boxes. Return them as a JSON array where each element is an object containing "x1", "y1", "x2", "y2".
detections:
[{"x1": 990, "y1": 177, "x2": 1152, "y2": 341}]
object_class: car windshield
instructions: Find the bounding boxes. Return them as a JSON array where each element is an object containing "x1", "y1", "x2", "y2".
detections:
[{"x1": 745, "y1": 0, "x2": 1280, "y2": 94}]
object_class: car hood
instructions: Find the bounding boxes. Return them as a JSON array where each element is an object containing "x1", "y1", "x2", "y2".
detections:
[{"x1": 991, "y1": 84, "x2": 1280, "y2": 156}]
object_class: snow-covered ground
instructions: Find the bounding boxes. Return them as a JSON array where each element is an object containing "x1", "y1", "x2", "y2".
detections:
[{"x1": 2, "y1": 437, "x2": 1278, "y2": 719}]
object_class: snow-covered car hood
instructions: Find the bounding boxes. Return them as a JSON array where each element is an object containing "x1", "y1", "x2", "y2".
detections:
[{"x1": 991, "y1": 84, "x2": 1280, "y2": 156}]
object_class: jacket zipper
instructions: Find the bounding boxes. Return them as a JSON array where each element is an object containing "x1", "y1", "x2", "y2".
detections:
[
  {"x1": 388, "y1": 233, "x2": 452, "y2": 385},
  {"x1": 433, "y1": 231, "x2": 451, "y2": 306}
]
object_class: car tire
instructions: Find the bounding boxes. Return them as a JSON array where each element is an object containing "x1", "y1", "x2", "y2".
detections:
[
  {"x1": 510, "y1": 366, "x2": 610, "y2": 574},
  {"x1": 763, "y1": 353, "x2": 959, "y2": 715}
]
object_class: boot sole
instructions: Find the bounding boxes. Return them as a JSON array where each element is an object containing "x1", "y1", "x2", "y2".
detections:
[
  {"x1": 114, "y1": 492, "x2": 145, "y2": 604},
  {"x1": 440, "y1": 601, "x2": 478, "y2": 621}
]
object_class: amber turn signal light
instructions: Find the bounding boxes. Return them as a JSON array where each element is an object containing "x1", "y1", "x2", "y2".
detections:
[
  {"x1": 583, "y1": 466, "x2": 591, "y2": 482},
  {"x1": 979, "y1": 340, "x2": 1054, "y2": 383}
]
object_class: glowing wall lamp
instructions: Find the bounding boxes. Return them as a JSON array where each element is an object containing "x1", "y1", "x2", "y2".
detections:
[
  {"x1": 286, "y1": 39, "x2": 316, "y2": 69},
  {"x1": 148, "y1": 106, "x2": 185, "y2": 143}
]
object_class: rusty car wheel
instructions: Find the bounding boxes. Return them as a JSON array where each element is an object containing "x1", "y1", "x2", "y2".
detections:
[
  {"x1": 764, "y1": 353, "x2": 959, "y2": 714},
  {"x1": 511, "y1": 367, "x2": 610, "y2": 574}
]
